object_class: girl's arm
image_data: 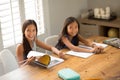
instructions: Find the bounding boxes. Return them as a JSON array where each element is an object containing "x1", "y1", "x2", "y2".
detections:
[
  {"x1": 36, "y1": 38, "x2": 52, "y2": 51},
  {"x1": 78, "y1": 34, "x2": 93, "y2": 47},
  {"x1": 62, "y1": 36, "x2": 94, "y2": 53},
  {"x1": 36, "y1": 39, "x2": 64, "y2": 57},
  {"x1": 16, "y1": 44, "x2": 24, "y2": 66},
  {"x1": 78, "y1": 35, "x2": 104, "y2": 53},
  {"x1": 16, "y1": 44, "x2": 35, "y2": 67}
]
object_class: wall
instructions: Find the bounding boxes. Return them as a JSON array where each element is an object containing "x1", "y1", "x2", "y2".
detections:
[
  {"x1": 87, "y1": 0, "x2": 120, "y2": 16},
  {"x1": 0, "y1": 23, "x2": 3, "y2": 52},
  {"x1": 48, "y1": 0, "x2": 87, "y2": 35},
  {"x1": 0, "y1": 0, "x2": 87, "y2": 56}
]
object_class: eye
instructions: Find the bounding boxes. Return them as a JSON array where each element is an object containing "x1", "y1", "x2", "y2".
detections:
[
  {"x1": 27, "y1": 29, "x2": 30, "y2": 32},
  {"x1": 75, "y1": 26, "x2": 78, "y2": 29},
  {"x1": 33, "y1": 29, "x2": 36, "y2": 32},
  {"x1": 68, "y1": 26, "x2": 72, "y2": 29}
]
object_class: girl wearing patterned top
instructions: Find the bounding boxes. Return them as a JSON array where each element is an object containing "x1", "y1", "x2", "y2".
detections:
[{"x1": 56, "y1": 17, "x2": 103, "y2": 53}]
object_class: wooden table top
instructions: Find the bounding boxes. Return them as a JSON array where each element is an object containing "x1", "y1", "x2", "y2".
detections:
[{"x1": 0, "y1": 36, "x2": 120, "y2": 80}]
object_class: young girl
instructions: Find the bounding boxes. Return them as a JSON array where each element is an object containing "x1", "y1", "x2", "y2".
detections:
[
  {"x1": 55, "y1": 17, "x2": 103, "y2": 53},
  {"x1": 16, "y1": 19, "x2": 64, "y2": 67}
]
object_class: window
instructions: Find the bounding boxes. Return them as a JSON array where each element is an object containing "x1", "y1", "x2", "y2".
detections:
[
  {"x1": 24, "y1": 0, "x2": 44, "y2": 35},
  {"x1": 0, "y1": 0, "x2": 44, "y2": 48},
  {"x1": 0, "y1": 0, "x2": 21, "y2": 48}
]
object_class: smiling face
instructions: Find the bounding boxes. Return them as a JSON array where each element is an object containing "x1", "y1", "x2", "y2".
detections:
[
  {"x1": 67, "y1": 21, "x2": 78, "y2": 37},
  {"x1": 24, "y1": 24, "x2": 37, "y2": 42}
]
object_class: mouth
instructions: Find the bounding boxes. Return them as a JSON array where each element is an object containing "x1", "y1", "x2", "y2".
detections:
[
  {"x1": 71, "y1": 33, "x2": 77, "y2": 36},
  {"x1": 28, "y1": 36, "x2": 34, "y2": 40}
]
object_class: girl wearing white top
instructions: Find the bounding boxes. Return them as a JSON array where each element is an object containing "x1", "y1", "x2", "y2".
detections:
[{"x1": 16, "y1": 20, "x2": 64, "y2": 67}]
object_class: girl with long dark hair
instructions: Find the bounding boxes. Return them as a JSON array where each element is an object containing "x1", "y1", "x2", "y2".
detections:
[{"x1": 16, "y1": 20, "x2": 64, "y2": 66}]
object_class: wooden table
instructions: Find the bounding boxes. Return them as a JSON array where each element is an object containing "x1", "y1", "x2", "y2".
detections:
[{"x1": 0, "y1": 36, "x2": 120, "y2": 80}]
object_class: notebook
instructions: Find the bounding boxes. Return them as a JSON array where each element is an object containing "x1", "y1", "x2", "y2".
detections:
[
  {"x1": 66, "y1": 42, "x2": 108, "y2": 58},
  {"x1": 27, "y1": 51, "x2": 64, "y2": 68},
  {"x1": 103, "y1": 38, "x2": 120, "y2": 48}
]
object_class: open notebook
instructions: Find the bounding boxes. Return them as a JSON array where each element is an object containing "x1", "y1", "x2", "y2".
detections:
[
  {"x1": 66, "y1": 42, "x2": 108, "y2": 58},
  {"x1": 27, "y1": 51, "x2": 64, "y2": 68}
]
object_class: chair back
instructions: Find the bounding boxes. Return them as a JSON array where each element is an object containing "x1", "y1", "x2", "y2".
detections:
[
  {"x1": 0, "y1": 60, "x2": 4, "y2": 76},
  {"x1": 45, "y1": 35, "x2": 59, "y2": 54},
  {"x1": 0, "y1": 49, "x2": 19, "y2": 74}
]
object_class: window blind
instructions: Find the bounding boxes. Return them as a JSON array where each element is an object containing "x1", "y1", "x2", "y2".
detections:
[
  {"x1": 0, "y1": 0, "x2": 22, "y2": 48},
  {"x1": 0, "y1": 0, "x2": 45, "y2": 48},
  {"x1": 24, "y1": 0, "x2": 45, "y2": 35}
]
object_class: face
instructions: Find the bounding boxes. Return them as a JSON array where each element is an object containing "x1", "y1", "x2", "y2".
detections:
[
  {"x1": 67, "y1": 21, "x2": 78, "y2": 37},
  {"x1": 24, "y1": 24, "x2": 37, "y2": 41}
]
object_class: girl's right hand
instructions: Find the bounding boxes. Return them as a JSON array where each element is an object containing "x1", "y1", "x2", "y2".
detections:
[
  {"x1": 26, "y1": 56, "x2": 35, "y2": 64},
  {"x1": 20, "y1": 56, "x2": 35, "y2": 67},
  {"x1": 91, "y1": 47, "x2": 103, "y2": 53}
]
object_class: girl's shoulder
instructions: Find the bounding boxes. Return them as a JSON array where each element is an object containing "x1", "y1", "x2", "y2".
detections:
[
  {"x1": 16, "y1": 43, "x2": 23, "y2": 50},
  {"x1": 61, "y1": 35, "x2": 70, "y2": 40},
  {"x1": 16, "y1": 43, "x2": 24, "y2": 55}
]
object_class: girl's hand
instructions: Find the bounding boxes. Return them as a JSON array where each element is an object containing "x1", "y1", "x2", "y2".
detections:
[
  {"x1": 91, "y1": 46, "x2": 104, "y2": 53},
  {"x1": 58, "y1": 51, "x2": 65, "y2": 58},
  {"x1": 51, "y1": 47, "x2": 65, "y2": 58},
  {"x1": 20, "y1": 56, "x2": 35, "y2": 67},
  {"x1": 91, "y1": 43, "x2": 104, "y2": 53},
  {"x1": 97, "y1": 46, "x2": 104, "y2": 53},
  {"x1": 26, "y1": 56, "x2": 35, "y2": 64}
]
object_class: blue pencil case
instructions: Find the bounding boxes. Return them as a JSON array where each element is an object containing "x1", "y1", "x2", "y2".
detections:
[{"x1": 58, "y1": 68, "x2": 80, "y2": 80}]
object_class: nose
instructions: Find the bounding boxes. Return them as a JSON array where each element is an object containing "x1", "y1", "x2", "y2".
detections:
[
  {"x1": 72, "y1": 28, "x2": 78, "y2": 34},
  {"x1": 72, "y1": 28, "x2": 76, "y2": 32},
  {"x1": 29, "y1": 31, "x2": 34, "y2": 37}
]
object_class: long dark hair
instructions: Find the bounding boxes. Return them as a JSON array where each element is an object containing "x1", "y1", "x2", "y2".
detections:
[
  {"x1": 59, "y1": 16, "x2": 80, "y2": 40},
  {"x1": 55, "y1": 17, "x2": 80, "y2": 49},
  {"x1": 22, "y1": 20, "x2": 38, "y2": 56}
]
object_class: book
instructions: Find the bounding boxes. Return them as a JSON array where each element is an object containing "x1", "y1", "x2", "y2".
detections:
[
  {"x1": 103, "y1": 38, "x2": 120, "y2": 48},
  {"x1": 27, "y1": 51, "x2": 64, "y2": 68},
  {"x1": 66, "y1": 42, "x2": 108, "y2": 58},
  {"x1": 66, "y1": 51, "x2": 93, "y2": 58}
]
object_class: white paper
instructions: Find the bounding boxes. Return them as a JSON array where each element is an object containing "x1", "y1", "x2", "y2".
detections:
[
  {"x1": 66, "y1": 51, "x2": 93, "y2": 58},
  {"x1": 93, "y1": 42, "x2": 108, "y2": 48},
  {"x1": 79, "y1": 42, "x2": 108, "y2": 50},
  {"x1": 27, "y1": 51, "x2": 45, "y2": 58},
  {"x1": 27, "y1": 51, "x2": 64, "y2": 68},
  {"x1": 66, "y1": 42, "x2": 108, "y2": 58},
  {"x1": 79, "y1": 45, "x2": 93, "y2": 50}
]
